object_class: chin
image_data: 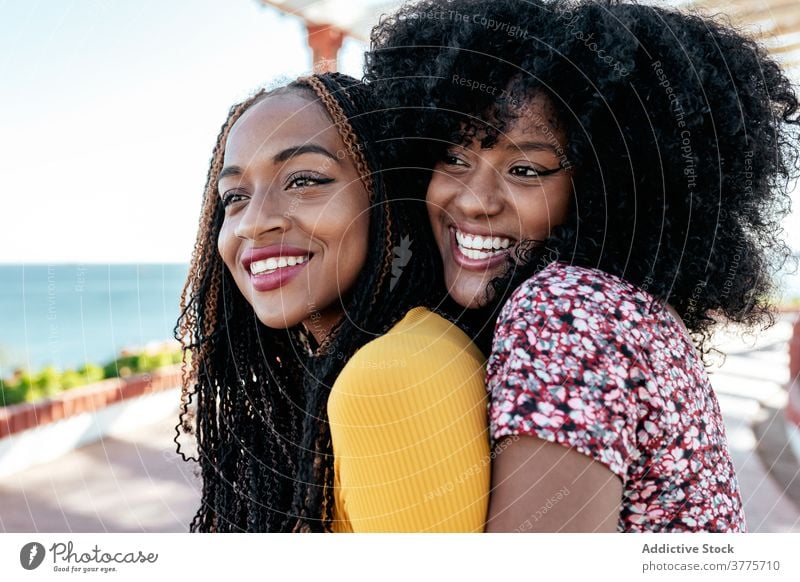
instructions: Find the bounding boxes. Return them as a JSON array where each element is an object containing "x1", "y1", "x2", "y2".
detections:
[
  {"x1": 254, "y1": 307, "x2": 305, "y2": 331},
  {"x1": 449, "y1": 281, "x2": 489, "y2": 309},
  {"x1": 445, "y1": 263, "x2": 499, "y2": 307}
]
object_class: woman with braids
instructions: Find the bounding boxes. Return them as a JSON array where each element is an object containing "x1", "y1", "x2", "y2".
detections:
[
  {"x1": 366, "y1": 0, "x2": 800, "y2": 531},
  {"x1": 173, "y1": 72, "x2": 490, "y2": 532}
]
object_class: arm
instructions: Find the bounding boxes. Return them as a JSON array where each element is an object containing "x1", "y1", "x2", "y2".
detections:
[
  {"x1": 329, "y1": 327, "x2": 490, "y2": 532},
  {"x1": 486, "y1": 435, "x2": 622, "y2": 532},
  {"x1": 484, "y1": 272, "x2": 641, "y2": 532}
]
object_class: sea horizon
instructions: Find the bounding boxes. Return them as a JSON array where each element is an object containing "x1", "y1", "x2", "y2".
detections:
[
  {"x1": 0, "y1": 263, "x2": 190, "y2": 374},
  {"x1": 3, "y1": 259, "x2": 800, "y2": 375}
]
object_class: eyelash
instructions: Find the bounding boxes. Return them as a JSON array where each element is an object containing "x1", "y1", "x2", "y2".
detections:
[
  {"x1": 286, "y1": 172, "x2": 333, "y2": 189},
  {"x1": 509, "y1": 165, "x2": 542, "y2": 177},
  {"x1": 443, "y1": 152, "x2": 559, "y2": 178},
  {"x1": 443, "y1": 153, "x2": 469, "y2": 168},
  {"x1": 220, "y1": 190, "x2": 246, "y2": 208},
  {"x1": 220, "y1": 173, "x2": 334, "y2": 208}
]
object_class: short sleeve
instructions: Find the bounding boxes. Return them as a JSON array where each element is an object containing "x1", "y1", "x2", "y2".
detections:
[{"x1": 486, "y1": 266, "x2": 645, "y2": 482}]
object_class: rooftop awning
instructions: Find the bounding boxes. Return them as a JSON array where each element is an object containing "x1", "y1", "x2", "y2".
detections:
[
  {"x1": 260, "y1": 0, "x2": 800, "y2": 74},
  {"x1": 258, "y1": 0, "x2": 403, "y2": 42},
  {"x1": 685, "y1": 0, "x2": 800, "y2": 72}
]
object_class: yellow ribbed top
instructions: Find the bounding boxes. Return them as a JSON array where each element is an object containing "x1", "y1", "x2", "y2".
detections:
[{"x1": 327, "y1": 306, "x2": 490, "y2": 532}]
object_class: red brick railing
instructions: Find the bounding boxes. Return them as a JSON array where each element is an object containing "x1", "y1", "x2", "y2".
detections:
[{"x1": 0, "y1": 364, "x2": 183, "y2": 439}]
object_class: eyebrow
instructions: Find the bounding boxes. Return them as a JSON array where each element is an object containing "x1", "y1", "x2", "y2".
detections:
[
  {"x1": 274, "y1": 144, "x2": 338, "y2": 163},
  {"x1": 218, "y1": 144, "x2": 339, "y2": 182},
  {"x1": 504, "y1": 141, "x2": 559, "y2": 153},
  {"x1": 218, "y1": 165, "x2": 243, "y2": 181}
]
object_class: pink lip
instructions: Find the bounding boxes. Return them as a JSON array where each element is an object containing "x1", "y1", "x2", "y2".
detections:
[
  {"x1": 250, "y1": 263, "x2": 308, "y2": 292},
  {"x1": 241, "y1": 244, "x2": 313, "y2": 293},
  {"x1": 448, "y1": 226, "x2": 512, "y2": 271}
]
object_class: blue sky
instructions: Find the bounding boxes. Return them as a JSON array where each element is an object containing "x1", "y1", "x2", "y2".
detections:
[{"x1": 0, "y1": 0, "x2": 365, "y2": 263}]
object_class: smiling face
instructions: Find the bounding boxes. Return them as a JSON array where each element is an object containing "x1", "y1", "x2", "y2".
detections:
[
  {"x1": 426, "y1": 93, "x2": 574, "y2": 308},
  {"x1": 216, "y1": 90, "x2": 370, "y2": 340}
]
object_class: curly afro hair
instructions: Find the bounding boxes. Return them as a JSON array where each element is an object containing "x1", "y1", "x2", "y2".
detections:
[{"x1": 365, "y1": 0, "x2": 800, "y2": 354}]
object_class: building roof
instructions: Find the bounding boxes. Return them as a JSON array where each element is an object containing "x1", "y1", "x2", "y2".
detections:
[
  {"x1": 686, "y1": 0, "x2": 800, "y2": 73},
  {"x1": 259, "y1": 0, "x2": 800, "y2": 74},
  {"x1": 258, "y1": 0, "x2": 402, "y2": 41}
]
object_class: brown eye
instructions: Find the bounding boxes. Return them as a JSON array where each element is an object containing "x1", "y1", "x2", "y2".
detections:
[
  {"x1": 510, "y1": 164, "x2": 561, "y2": 178},
  {"x1": 510, "y1": 165, "x2": 541, "y2": 177},
  {"x1": 286, "y1": 173, "x2": 333, "y2": 190},
  {"x1": 443, "y1": 152, "x2": 469, "y2": 167},
  {"x1": 220, "y1": 190, "x2": 247, "y2": 208}
]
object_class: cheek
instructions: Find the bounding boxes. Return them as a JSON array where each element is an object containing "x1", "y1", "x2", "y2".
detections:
[
  {"x1": 426, "y1": 202, "x2": 444, "y2": 247},
  {"x1": 323, "y1": 213, "x2": 368, "y2": 295},
  {"x1": 346, "y1": 213, "x2": 370, "y2": 269},
  {"x1": 425, "y1": 178, "x2": 450, "y2": 246},
  {"x1": 426, "y1": 174, "x2": 449, "y2": 218},
  {"x1": 517, "y1": 183, "x2": 573, "y2": 239},
  {"x1": 318, "y1": 192, "x2": 370, "y2": 269},
  {"x1": 554, "y1": 183, "x2": 573, "y2": 222},
  {"x1": 216, "y1": 219, "x2": 237, "y2": 267}
]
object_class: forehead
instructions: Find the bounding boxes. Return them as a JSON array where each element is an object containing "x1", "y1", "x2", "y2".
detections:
[
  {"x1": 506, "y1": 94, "x2": 563, "y2": 138},
  {"x1": 469, "y1": 92, "x2": 565, "y2": 149},
  {"x1": 224, "y1": 92, "x2": 339, "y2": 160},
  {"x1": 498, "y1": 92, "x2": 566, "y2": 143}
]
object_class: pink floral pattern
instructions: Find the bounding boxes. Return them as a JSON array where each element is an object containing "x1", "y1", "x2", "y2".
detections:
[{"x1": 487, "y1": 262, "x2": 746, "y2": 532}]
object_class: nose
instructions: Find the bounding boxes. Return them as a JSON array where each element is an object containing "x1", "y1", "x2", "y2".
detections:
[
  {"x1": 233, "y1": 187, "x2": 292, "y2": 241},
  {"x1": 451, "y1": 163, "x2": 505, "y2": 219}
]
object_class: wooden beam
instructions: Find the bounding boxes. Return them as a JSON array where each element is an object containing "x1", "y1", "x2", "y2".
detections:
[
  {"x1": 752, "y1": 14, "x2": 800, "y2": 40},
  {"x1": 734, "y1": 1, "x2": 800, "y2": 22},
  {"x1": 767, "y1": 39, "x2": 800, "y2": 55}
]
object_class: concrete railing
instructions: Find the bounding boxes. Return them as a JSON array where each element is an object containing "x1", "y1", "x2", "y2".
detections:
[{"x1": 0, "y1": 364, "x2": 184, "y2": 477}]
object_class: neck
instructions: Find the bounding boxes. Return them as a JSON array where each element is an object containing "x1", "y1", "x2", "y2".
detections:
[
  {"x1": 302, "y1": 309, "x2": 342, "y2": 347},
  {"x1": 665, "y1": 303, "x2": 690, "y2": 335}
]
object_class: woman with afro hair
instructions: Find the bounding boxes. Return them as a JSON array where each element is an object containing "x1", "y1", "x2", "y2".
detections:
[
  {"x1": 366, "y1": 0, "x2": 800, "y2": 531},
  {"x1": 173, "y1": 72, "x2": 490, "y2": 532}
]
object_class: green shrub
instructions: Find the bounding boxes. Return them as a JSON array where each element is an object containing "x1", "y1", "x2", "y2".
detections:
[
  {"x1": 1, "y1": 378, "x2": 27, "y2": 406},
  {"x1": 143, "y1": 351, "x2": 173, "y2": 371},
  {"x1": 78, "y1": 364, "x2": 104, "y2": 384},
  {"x1": 60, "y1": 369, "x2": 84, "y2": 390},
  {"x1": 1, "y1": 348, "x2": 182, "y2": 406},
  {"x1": 103, "y1": 355, "x2": 141, "y2": 378},
  {"x1": 35, "y1": 366, "x2": 62, "y2": 398}
]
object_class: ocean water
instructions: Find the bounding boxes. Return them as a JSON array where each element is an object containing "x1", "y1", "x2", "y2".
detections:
[
  {"x1": 2, "y1": 261, "x2": 799, "y2": 375},
  {"x1": 0, "y1": 264, "x2": 189, "y2": 373}
]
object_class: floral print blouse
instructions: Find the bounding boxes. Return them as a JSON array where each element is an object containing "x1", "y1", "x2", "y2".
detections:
[{"x1": 486, "y1": 262, "x2": 746, "y2": 532}]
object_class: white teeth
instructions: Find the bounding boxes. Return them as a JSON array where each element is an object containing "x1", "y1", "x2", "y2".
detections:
[
  {"x1": 462, "y1": 248, "x2": 493, "y2": 260},
  {"x1": 250, "y1": 255, "x2": 308, "y2": 275},
  {"x1": 454, "y1": 229, "x2": 513, "y2": 258}
]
